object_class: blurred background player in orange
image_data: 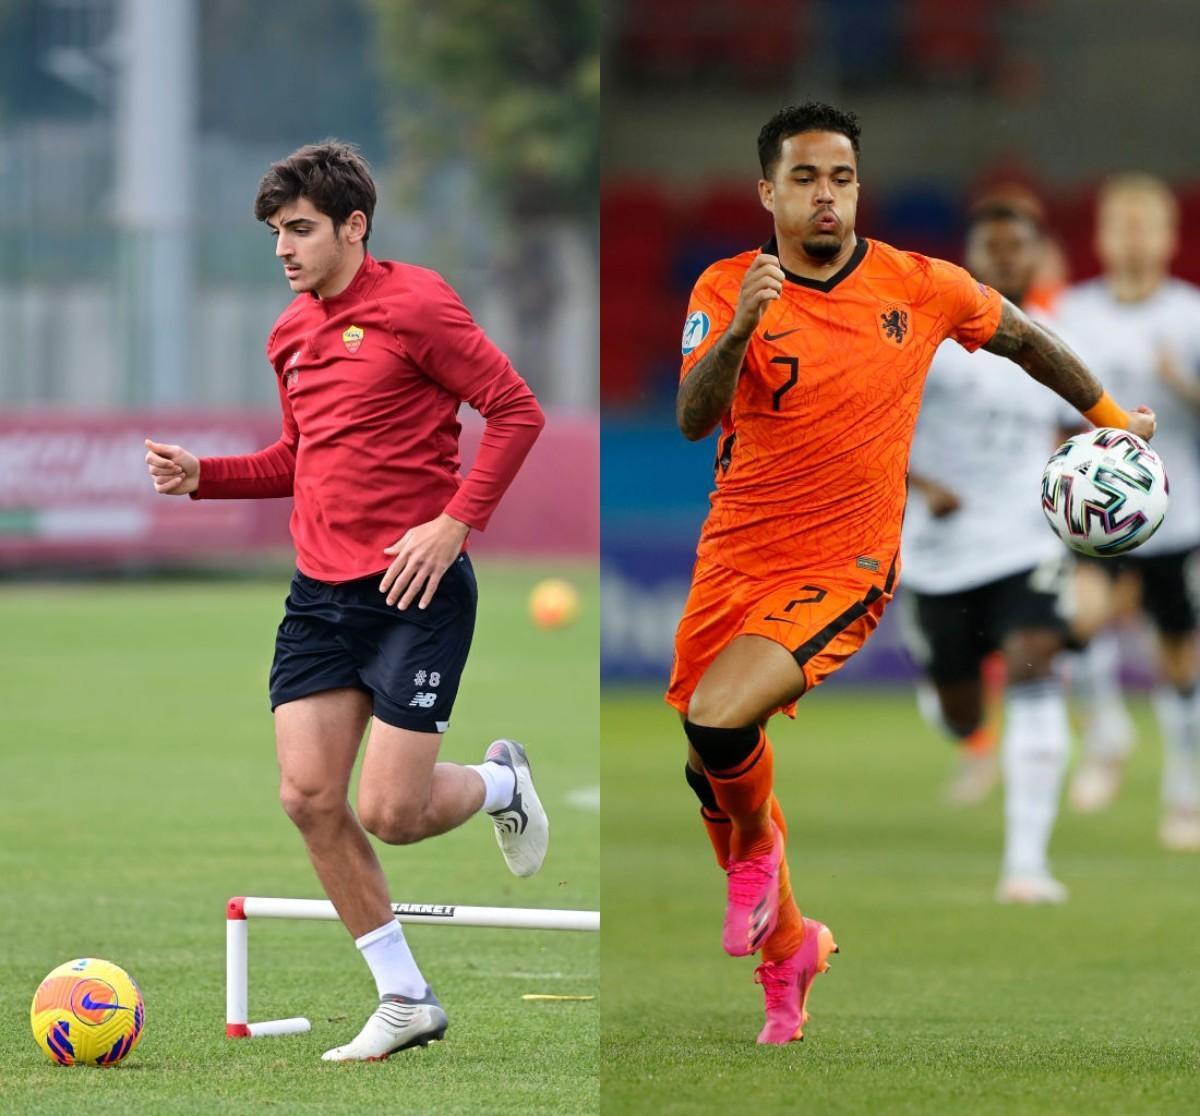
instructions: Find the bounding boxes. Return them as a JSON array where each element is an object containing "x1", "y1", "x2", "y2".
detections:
[
  {"x1": 667, "y1": 101, "x2": 1156, "y2": 1045},
  {"x1": 901, "y1": 201, "x2": 1084, "y2": 904},
  {"x1": 1058, "y1": 175, "x2": 1200, "y2": 849}
]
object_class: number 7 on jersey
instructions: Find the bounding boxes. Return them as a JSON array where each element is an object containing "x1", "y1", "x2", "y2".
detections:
[{"x1": 770, "y1": 356, "x2": 799, "y2": 411}]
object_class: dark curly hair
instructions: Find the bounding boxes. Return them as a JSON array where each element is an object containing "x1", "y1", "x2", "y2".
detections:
[
  {"x1": 254, "y1": 139, "x2": 376, "y2": 242},
  {"x1": 757, "y1": 102, "x2": 861, "y2": 179},
  {"x1": 966, "y1": 199, "x2": 1044, "y2": 238}
]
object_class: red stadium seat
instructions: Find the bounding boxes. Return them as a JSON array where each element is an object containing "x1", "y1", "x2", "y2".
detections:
[
  {"x1": 688, "y1": 183, "x2": 772, "y2": 244},
  {"x1": 602, "y1": 182, "x2": 673, "y2": 286},
  {"x1": 903, "y1": 0, "x2": 998, "y2": 84},
  {"x1": 1173, "y1": 185, "x2": 1200, "y2": 285},
  {"x1": 1043, "y1": 187, "x2": 1098, "y2": 281}
]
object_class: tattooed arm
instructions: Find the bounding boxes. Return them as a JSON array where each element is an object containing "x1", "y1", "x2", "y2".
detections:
[
  {"x1": 677, "y1": 253, "x2": 786, "y2": 440},
  {"x1": 676, "y1": 331, "x2": 753, "y2": 441},
  {"x1": 982, "y1": 298, "x2": 1157, "y2": 440}
]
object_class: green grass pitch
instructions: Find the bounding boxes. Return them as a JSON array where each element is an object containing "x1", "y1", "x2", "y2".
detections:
[
  {"x1": 0, "y1": 562, "x2": 597, "y2": 1115},
  {"x1": 601, "y1": 685, "x2": 1200, "y2": 1115}
]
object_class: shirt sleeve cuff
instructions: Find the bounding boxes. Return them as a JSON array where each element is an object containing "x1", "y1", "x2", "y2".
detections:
[{"x1": 1082, "y1": 391, "x2": 1131, "y2": 430}]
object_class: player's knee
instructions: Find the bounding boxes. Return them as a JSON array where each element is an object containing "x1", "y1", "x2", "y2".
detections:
[
  {"x1": 683, "y1": 720, "x2": 760, "y2": 773},
  {"x1": 686, "y1": 682, "x2": 749, "y2": 729},
  {"x1": 1158, "y1": 633, "x2": 1198, "y2": 688},
  {"x1": 358, "y1": 801, "x2": 429, "y2": 846},
  {"x1": 1004, "y1": 632, "x2": 1060, "y2": 684},
  {"x1": 278, "y1": 780, "x2": 344, "y2": 832}
]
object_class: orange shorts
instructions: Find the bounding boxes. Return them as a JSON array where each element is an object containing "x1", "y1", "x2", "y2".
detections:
[{"x1": 666, "y1": 557, "x2": 896, "y2": 718}]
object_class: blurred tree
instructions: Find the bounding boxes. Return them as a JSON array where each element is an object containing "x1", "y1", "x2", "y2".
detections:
[
  {"x1": 368, "y1": 0, "x2": 599, "y2": 399},
  {"x1": 368, "y1": 0, "x2": 599, "y2": 220}
]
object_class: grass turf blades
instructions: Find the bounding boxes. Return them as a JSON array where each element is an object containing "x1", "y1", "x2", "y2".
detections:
[
  {"x1": 601, "y1": 686, "x2": 1200, "y2": 1115},
  {"x1": 0, "y1": 563, "x2": 598, "y2": 1116}
]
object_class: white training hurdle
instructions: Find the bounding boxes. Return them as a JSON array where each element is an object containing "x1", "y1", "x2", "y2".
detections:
[{"x1": 225, "y1": 896, "x2": 601, "y2": 1038}]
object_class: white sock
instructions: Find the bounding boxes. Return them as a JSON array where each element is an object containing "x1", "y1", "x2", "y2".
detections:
[
  {"x1": 467, "y1": 760, "x2": 516, "y2": 813},
  {"x1": 1002, "y1": 679, "x2": 1070, "y2": 879},
  {"x1": 1074, "y1": 634, "x2": 1133, "y2": 759},
  {"x1": 1153, "y1": 686, "x2": 1200, "y2": 811},
  {"x1": 356, "y1": 921, "x2": 426, "y2": 999},
  {"x1": 1077, "y1": 632, "x2": 1121, "y2": 701},
  {"x1": 915, "y1": 680, "x2": 954, "y2": 740}
]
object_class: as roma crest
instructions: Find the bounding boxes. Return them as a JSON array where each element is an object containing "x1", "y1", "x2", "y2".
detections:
[{"x1": 342, "y1": 324, "x2": 365, "y2": 354}]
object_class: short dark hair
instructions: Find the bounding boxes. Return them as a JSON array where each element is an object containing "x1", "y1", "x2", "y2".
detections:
[
  {"x1": 254, "y1": 139, "x2": 376, "y2": 242},
  {"x1": 966, "y1": 199, "x2": 1044, "y2": 238},
  {"x1": 757, "y1": 102, "x2": 861, "y2": 178}
]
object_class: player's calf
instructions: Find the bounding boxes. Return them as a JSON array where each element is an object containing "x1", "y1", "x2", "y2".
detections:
[
  {"x1": 684, "y1": 720, "x2": 781, "y2": 953},
  {"x1": 685, "y1": 762, "x2": 733, "y2": 868}
]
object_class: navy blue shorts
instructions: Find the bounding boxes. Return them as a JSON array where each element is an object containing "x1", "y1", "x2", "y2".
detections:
[{"x1": 269, "y1": 554, "x2": 477, "y2": 733}]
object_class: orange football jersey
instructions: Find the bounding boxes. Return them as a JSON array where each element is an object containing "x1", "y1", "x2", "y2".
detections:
[{"x1": 679, "y1": 236, "x2": 1003, "y2": 579}]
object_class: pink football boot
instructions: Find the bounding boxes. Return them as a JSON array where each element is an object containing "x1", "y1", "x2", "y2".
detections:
[
  {"x1": 722, "y1": 825, "x2": 784, "y2": 956},
  {"x1": 754, "y1": 918, "x2": 839, "y2": 1044}
]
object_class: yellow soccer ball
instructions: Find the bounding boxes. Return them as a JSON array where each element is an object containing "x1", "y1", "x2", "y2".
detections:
[
  {"x1": 529, "y1": 578, "x2": 580, "y2": 629},
  {"x1": 31, "y1": 958, "x2": 145, "y2": 1066}
]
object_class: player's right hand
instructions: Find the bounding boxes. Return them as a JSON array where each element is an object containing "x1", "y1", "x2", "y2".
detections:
[
  {"x1": 1127, "y1": 405, "x2": 1157, "y2": 442},
  {"x1": 144, "y1": 438, "x2": 200, "y2": 496},
  {"x1": 729, "y1": 253, "x2": 786, "y2": 340}
]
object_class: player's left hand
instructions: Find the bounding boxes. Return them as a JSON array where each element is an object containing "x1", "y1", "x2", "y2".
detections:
[
  {"x1": 1127, "y1": 405, "x2": 1157, "y2": 442},
  {"x1": 1155, "y1": 347, "x2": 1198, "y2": 401},
  {"x1": 380, "y1": 513, "x2": 470, "y2": 610}
]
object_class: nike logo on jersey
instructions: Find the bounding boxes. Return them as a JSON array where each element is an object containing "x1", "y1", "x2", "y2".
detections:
[{"x1": 762, "y1": 328, "x2": 801, "y2": 342}]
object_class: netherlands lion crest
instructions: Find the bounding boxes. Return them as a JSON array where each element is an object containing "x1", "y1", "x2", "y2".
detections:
[{"x1": 879, "y1": 306, "x2": 909, "y2": 345}]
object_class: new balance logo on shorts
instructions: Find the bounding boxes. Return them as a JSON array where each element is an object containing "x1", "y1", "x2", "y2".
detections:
[{"x1": 408, "y1": 692, "x2": 437, "y2": 708}]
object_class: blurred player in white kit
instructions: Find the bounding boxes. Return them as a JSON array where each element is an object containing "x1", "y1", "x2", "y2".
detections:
[
  {"x1": 902, "y1": 201, "x2": 1082, "y2": 902},
  {"x1": 1057, "y1": 174, "x2": 1200, "y2": 850}
]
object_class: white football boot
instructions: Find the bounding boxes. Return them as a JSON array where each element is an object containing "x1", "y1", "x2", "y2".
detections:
[
  {"x1": 484, "y1": 739, "x2": 549, "y2": 877},
  {"x1": 1160, "y1": 808, "x2": 1200, "y2": 851},
  {"x1": 1069, "y1": 704, "x2": 1135, "y2": 813},
  {"x1": 1068, "y1": 756, "x2": 1127, "y2": 813},
  {"x1": 946, "y1": 748, "x2": 1000, "y2": 808},
  {"x1": 995, "y1": 875, "x2": 1069, "y2": 905},
  {"x1": 321, "y1": 989, "x2": 447, "y2": 1062}
]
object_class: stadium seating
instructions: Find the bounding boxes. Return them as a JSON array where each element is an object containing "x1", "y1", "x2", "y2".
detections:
[{"x1": 602, "y1": 175, "x2": 1200, "y2": 405}]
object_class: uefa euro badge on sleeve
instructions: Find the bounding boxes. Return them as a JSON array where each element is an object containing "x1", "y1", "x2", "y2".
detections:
[{"x1": 681, "y1": 311, "x2": 710, "y2": 355}]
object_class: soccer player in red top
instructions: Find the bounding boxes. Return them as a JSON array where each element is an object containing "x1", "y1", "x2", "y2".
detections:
[
  {"x1": 144, "y1": 142, "x2": 548, "y2": 1060},
  {"x1": 669, "y1": 103, "x2": 1156, "y2": 1044}
]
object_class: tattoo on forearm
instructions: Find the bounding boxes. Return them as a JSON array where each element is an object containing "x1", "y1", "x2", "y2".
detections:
[
  {"x1": 677, "y1": 331, "x2": 751, "y2": 440},
  {"x1": 983, "y1": 299, "x2": 1102, "y2": 411}
]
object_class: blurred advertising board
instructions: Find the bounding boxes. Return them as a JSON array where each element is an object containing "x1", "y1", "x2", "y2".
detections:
[{"x1": 0, "y1": 411, "x2": 596, "y2": 567}]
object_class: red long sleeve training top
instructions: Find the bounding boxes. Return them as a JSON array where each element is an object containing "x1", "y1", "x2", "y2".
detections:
[{"x1": 194, "y1": 253, "x2": 545, "y2": 582}]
